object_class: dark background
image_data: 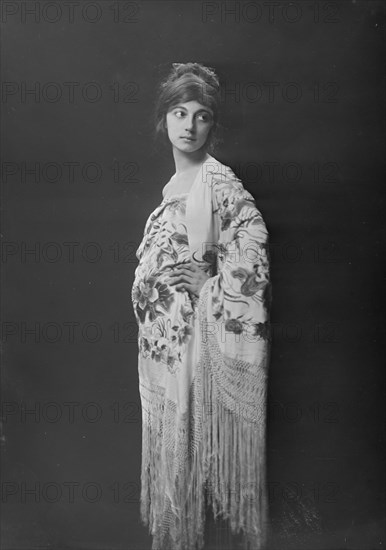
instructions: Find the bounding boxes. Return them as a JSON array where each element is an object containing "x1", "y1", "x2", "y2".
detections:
[{"x1": 0, "y1": 1, "x2": 384, "y2": 549}]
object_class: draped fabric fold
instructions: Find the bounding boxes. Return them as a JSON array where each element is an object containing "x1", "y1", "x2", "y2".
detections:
[
  {"x1": 132, "y1": 154, "x2": 271, "y2": 550},
  {"x1": 185, "y1": 155, "x2": 225, "y2": 263}
]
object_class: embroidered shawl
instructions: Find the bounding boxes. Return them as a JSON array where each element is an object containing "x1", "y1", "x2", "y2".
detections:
[{"x1": 136, "y1": 154, "x2": 270, "y2": 550}]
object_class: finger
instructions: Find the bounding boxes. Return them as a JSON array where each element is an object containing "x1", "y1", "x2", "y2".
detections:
[
  {"x1": 183, "y1": 263, "x2": 203, "y2": 275},
  {"x1": 173, "y1": 260, "x2": 191, "y2": 268},
  {"x1": 169, "y1": 275, "x2": 194, "y2": 285},
  {"x1": 172, "y1": 266, "x2": 194, "y2": 274},
  {"x1": 169, "y1": 269, "x2": 194, "y2": 278},
  {"x1": 174, "y1": 283, "x2": 194, "y2": 293}
]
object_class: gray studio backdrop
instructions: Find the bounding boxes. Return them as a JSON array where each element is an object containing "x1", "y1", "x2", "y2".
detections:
[{"x1": 0, "y1": 1, "x2": 384, "y2": 549}]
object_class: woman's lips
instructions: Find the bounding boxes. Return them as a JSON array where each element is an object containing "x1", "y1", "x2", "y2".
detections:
[{"x1": 181, "y1": 136, "x2": 195, "y2": 141}]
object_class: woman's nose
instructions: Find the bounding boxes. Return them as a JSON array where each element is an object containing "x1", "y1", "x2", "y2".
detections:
[{"x1": 185, "y1": 116, "x2": 195, "y2": 131}]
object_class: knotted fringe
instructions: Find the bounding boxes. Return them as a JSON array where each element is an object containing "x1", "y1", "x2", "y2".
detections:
[
  {"x1": 138, "y1": 279, "x2": 269, "y2": 550},
  {"x1": 138, "y1": 382, "x2": 206, "y2": 550},
  {"x1": 196, "y1": 280, "x2": 269, "y2": 550}
]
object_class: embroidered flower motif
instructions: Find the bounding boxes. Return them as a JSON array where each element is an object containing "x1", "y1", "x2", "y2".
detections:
[
  {"x1": 202, "y1": 248, "x2": 217, "y2": 267},
  {"x1": 219, "y1": 187, "x2": 253, "y2": 231},
  {"x1": 177, "y1": 324, "x2": 193, "y2": 345},
  {"x1": 180, "y1": 303, "x2": 194, "y2": 323},
  {"x1": 231, "y1": 267, "x2": 266, "y2": 297},
  {"x1": 253, "y1": 322, "x2": 270, "y2": 340},
  {"x1": 168, "y1": 198, "x2": 186, "y2": 214},
  {"x1": 212, "y1": 295, "x2": 224, "y2": 320},
  {"x1": 170, "y1": 231, "x2": 189, "y2": 246},
  {"x1": 139, "y1": 336, "x2": 151, "y2": 355},
  {"x1": 221, "y1": 210, "x2": 233, "y2": 231},
  {"x1": 151, "y1": 337, "x2": 169, "y2": 363},
  {"x1": 132, "y1": 275, "x2": 174, "y2": 323},
  {"x1": 132, "y1": 174, "x2": 270, "y2": 383},
  {"x1": 225, "y1": 318, "x2": 244, "y2": 334}
]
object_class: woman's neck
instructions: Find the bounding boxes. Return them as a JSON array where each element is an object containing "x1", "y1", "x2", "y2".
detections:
[{"x1": 172, "y1": 148, "x2": 210, "y2": 176}]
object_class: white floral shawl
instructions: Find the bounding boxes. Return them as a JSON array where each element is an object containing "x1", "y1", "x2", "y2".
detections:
[{"x1": 134, "y1": 155, "x2": 270, "y2": 550}]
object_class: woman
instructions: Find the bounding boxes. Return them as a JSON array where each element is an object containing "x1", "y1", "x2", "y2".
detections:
[{"x1": 131, "y1": 62, "x2": 271, "y2": 550}]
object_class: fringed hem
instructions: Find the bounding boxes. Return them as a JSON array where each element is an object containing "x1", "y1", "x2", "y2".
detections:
[
  {"x1": 138, "y1": 279, "x2": 269, "y2": 550},
  {"x1": 196, "y1": 280, "x2": 269, "y2": 550},
  {"x1": 138, "y1": 388, "x2": 206, "y2": 550}
]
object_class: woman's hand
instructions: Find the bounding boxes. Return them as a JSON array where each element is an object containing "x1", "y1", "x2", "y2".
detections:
[{"x1": 166, "y1": 261, "x2": 210, "y2": 298}]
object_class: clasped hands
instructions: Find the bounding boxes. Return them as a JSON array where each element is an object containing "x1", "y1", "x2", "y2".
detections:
[{"x1": 165, "y1": 261, "x2": 210, "y2": 298}]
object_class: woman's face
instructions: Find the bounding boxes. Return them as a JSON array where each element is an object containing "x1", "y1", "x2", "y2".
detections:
[{"x1": 165, "y1": 100, "x2": 214, "y2": 154}]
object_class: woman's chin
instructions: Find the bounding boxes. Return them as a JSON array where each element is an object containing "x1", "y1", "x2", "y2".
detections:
[{"x1": 172, "y1": 142, "x2": 206, "y2": 155}]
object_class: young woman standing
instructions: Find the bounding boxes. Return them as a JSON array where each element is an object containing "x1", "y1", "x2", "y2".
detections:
[{"x1": 132, "y1": 62, "x2": 271, "y2": 550}]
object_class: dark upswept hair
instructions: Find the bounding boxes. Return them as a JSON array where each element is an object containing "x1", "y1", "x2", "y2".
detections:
[{"x1": 154, "y1": 62, "x2": 221, "y2": 153}]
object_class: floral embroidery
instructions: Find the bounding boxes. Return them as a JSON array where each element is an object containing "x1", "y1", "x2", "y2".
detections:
[
  {"x1": 132, "y1": 174, "x2": 270, "y2": 376},
  {"x1": 231, "y1": 267, "x2": 267, "y2": 297},
  {"x1": 132, "y1": 274, "x2": 174, "y2": 324},
  {"x1": 132, "y1": 197, "x2": 196, "y2": 375},
  {"x1": 224, "y1": 318, "x2": 244, "y2": 334}
]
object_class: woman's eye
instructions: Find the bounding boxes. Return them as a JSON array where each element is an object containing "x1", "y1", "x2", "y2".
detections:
[{"x1": 171, "y1": 110, "x2": 212, "y2": 122}]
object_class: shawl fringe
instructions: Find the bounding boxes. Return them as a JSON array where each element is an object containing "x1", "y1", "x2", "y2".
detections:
[{"x1": 139, "y1": 279, "x2": 269, "y2": 550}]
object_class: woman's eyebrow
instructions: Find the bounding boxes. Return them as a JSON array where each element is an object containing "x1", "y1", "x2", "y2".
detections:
[{"x1": 172, "y1": 104, "x2": 213, "y2": 114}]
